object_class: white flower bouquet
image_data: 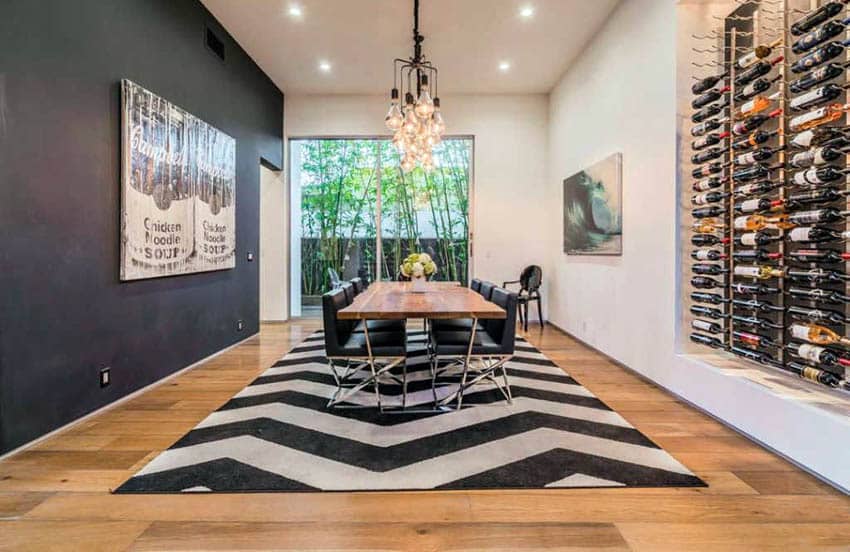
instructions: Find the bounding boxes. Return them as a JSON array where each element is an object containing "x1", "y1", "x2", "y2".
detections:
[{"x1": 400, "y1": 252, "x2": 437, "y2": 291}]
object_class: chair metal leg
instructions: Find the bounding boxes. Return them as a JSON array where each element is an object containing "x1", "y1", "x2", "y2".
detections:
[
  {"x1": 523, "y1": 302, "x2": 529, "y2": 332},
  {"x1": 455, "y1": 317, "x2": 477, "y2": 410},
  {"x1": 517, "y1": 302, "x2": 524, "y2": 329}
]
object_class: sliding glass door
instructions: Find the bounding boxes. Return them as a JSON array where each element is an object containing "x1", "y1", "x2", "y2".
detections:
[{"x1": 290, "y1": 137, "x2": 472, "y2": 316}]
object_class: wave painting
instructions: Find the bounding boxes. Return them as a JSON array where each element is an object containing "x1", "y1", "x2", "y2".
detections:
[{"x1": 563, "y1": 152, "x2": 622, "y2": 255}]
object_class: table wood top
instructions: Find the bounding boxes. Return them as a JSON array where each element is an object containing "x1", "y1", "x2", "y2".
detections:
[{"x1": 338, "y1": 281, "x2": 506, "y2": 320}]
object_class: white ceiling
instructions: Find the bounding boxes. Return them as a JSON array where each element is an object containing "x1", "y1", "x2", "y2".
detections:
[{"x1": 201, "y1": 0, "x2": 621, "y2": 95}]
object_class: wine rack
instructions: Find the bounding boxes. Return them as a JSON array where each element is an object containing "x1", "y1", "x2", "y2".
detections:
[{"x1": 687, "y1": 0, "x2": 850, "y2": 394}]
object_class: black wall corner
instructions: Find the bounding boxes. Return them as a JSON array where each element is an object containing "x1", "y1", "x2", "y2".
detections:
[{"x1": 0, "y1": 0, "x2": 283, "y2": 453}]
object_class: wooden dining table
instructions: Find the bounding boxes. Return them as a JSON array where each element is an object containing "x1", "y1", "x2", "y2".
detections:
[{"x1": 337, "y1": 281, "x2": 506, "y2": 410}]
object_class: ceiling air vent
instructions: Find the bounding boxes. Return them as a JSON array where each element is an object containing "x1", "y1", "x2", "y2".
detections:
[{"x1": 205, "y1": 27, "x2": 225, "y2": 62}]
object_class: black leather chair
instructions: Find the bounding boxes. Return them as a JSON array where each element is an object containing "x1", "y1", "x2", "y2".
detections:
[
  {"x1": 504, "y1": 265, "x2": 542, "y2": 332},
  {"x1": 345, "y1": 280, "x2": 406, "y2": 334},
  {"x1": 322, "y1": 288, "x2": 407, "y2": 409},
  {"x1": 478, "y1": 281, "x2": 495, "y2": 301},
  {"x1": 470, "y1": 278, "x2": 482, "y2": 293},
  {"x1": 430, "y1": 278, "x2": 487, "y2": 333},
  {"x1": 429, "y1": 286, "x2": 518, "y2": 409},
  {"x1": 340, "y1": 281, "x2": 355, "y2": 305},
  {"x1": 350, "y1": 277, "x2": 366, "y2": 295}
]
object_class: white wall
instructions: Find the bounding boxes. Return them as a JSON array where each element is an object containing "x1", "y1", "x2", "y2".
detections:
[
  {"x1": 545, "y1": 0, "x2": 850, "y2": 491},
  {"x1": 285, "y1": 94, "x2": 550, "y2": 296},
  {"x1": 259, "y1": 166, "x2": 287, "y2": 321}
]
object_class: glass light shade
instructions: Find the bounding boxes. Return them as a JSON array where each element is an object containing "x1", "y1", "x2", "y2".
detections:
[
  {"x1": 402, "y1": 108, "x2": 419, "y2": 137},
  {"x1": 385, "y1": 103, "x2": 403, "y2": 130},
  {"x1": 401, "y1": 155, "x2": 416, "y2": 172},
  {"x1": 392, "y1": 129, "x2": 405, "y2": 151},
  {"x1": 414, "y1": 88, "x2": 435, "y2": 119},
  {"x1": 422, "y1": 157, "x2": 434, "y2": 173},
  {"x1": 432, "y1": 110, "x2": 446, "y2": 135}
]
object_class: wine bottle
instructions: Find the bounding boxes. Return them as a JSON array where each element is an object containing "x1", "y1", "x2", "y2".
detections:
[
  {"x1": 734, "y1": 180, "x2": 781, "y2": 198},
  {"x1": 735, "y1": 55, "x2": 784, "y2": 86},
  {"x1": 732, "y1": 298, "x2": 784, "y2": 312},
  {"x1": 790, "y1": 127, "x2": 849, "y2": 149},
  {"x1": 791, "y1": 18, "x2": 850, "y2": 54},
  {"x1": 789, "y1": 61, "x2": 850, "y2": 93},
  {"x1": 736, "y1": 40, "x2": 783, "y2": 69},
  {"x1": 692, "y1": 275, "x2": 724, "y2": 289},
  {"x1": 787, "y1": 305, "x2": 850, "y2": 325},
  {"x1": 692, "y1": 234, "x2": 729, "y2": 246},
  {"x1": 691, "y1": 118, "x2": 728, "y2": 137},
  {"x1": 734, "y1": 145, "x2": 785, "y2": 165},
  {"x1": 692, "y1": 101, "x2": 729, "y2": 124},
  {"x1": 691, "y1": 147, "x2": 725, "y2": 165},
  {"x1": 790, "y1": 166, "x2": 850, "y2": 185},
  {"x1": 692, "y1": 191, "x2": 730, "y2": 205},
  {"x1": 790, "y1": 39, "x2": 850, "y2": 73},
  {"x1": 734, "y1": 76, "x2": 781, "y2": 102},
  {"x1": 692, "y1": 131, "x2": 730, "y2": 151},
  {"x1": 692, "y1": 205, "x2": 726, "y2": 219},
  {"x1": 731, "y1": 249, "x2": 781, "y2": 262},
  {"x1": 785, "y1": 361, "x2": 841, "y2": 387},
  {"x1": 692, "y1": 72, "x2": 729, "y2": 95},
  {"x1": 692, "y1": 86, "x2": 730, "y2": 109},
  {"x1": 735, "y1": 231, "x2": 779, "y2": 246},
  {"x1": 690, "y1": 333, "x2": 726, "y2": 349},
  {"x1": 691, "y1": 291, "x2": 729, "y2": 304},
  {"x1": 786, "y1": 187, "x2": 850, "y2": 207},
  {"x1": 691, "y1": 249, "x2": 727, "y2": 261},
  {"x1": 791, "y1": 1, "x2": 848, "y2": 36},
  {"x1": 734, "y1": 198, "x2": 782, "y2": 214},
  {"x1": 732, "y1": 129, "x2": 779, "y2": 151},
  {"x1": 787, "y1": 286, "x2": 850, "y2": 304},
  {"x1": 692, "y1": 263, "x2": 729, "y2": 276},
  {"x1": 789, "y1": 103, "x2": 850, "y2": 132},
  {"x1": 692, "y1": 220, "x2": 726, "y2": 234},
  {"x1": 693, "y1": 176, "x2": 728, "y2": 192},
  {"x1": 789, "y1": 321, "x2": 850, "y2": 347},
  {"x1": 786, "y1": 342, "x2": 850, "y2": 367},
  {"x1": 736, "y1": 91, "x2": 781, "y2": 120},
  {"x1": 690, "y1": 305, "x2": 728, "y2": 320},
  {"x1": 788, "y1": 226, "x2": 850, "y2": 242},
  {"x1": 733, "y1": 162, "x2": 782, "y2": 182},
  {"x1": 692, "y1": 161, "x2": 731, "y2": 179},
  {"x1": 734, "y1": 265, "x2": 784, "y2": 279},
  {"x1": 733, "y1": 330, "x2": 778, "y2": 349},
  {"x1": 692, "y1": 319, "x2": 724, "y2": 334},
  {"x1": 789, "y1": 145, "x2": 846, "y2": 168},
  {"x1": 731, "y1": 282, "x2": 780, "y2": 295},
  {"x1": 732, "y1": 109, "x2": 781, "y2": 135},
  {"x1": 786, "y1": 267, "x2": 850, "y2": 283},
  {"x1": 786, "y1": 208, "x2": 850, "y2": 225},
  {"x1": 789, "y1": 83, "x2": 849, "y2": 112},
  {"x1": 785, "y1": 248, "x2": 850, "y2": 263},
  {"x1": 730, "y1": 344, "x2": 778, "y2": 364}
]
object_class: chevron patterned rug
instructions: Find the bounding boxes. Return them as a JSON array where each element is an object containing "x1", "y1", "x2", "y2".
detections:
[{"x1": 115, "y1": 331, "x2": 705, "y2": 492}]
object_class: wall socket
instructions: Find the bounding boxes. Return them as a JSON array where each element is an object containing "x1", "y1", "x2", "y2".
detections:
[
  {"x1": 236, "y1": 320, "x2": 244, "y2": 332},
  {"x1": 100, "y1": 367, "x2": 111, "y2": 388},
  {"x1": 246, "y1": 252, "x2": 254, "y2": 262}
]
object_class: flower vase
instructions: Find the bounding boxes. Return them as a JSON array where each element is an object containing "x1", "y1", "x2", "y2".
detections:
[{"x1": 411, "y1": 276, "x2": 427, "y2": 293}]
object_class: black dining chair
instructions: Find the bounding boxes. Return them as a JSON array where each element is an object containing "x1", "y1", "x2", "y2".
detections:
[
  {"x1": 350, "y1": 277, "x2": 366, "y2": 295},
  {"x1": 504, "y1": 265, "x2": 542, "y2": 332},
  {"x1": 430, "y1": 278, "x2": 488, "y2": 333},
  {"x1": 340, "y1": 281, "x2": 355, "y2": 305},
  {"x1": 470, "y1": 278, "x2": 482, "y2": 293},
  {"x1": 345, "y1": 281, "x2": 406, "y2": 334},
  {"x1": 429, "y1": 286, "x2": 518, "y2": 409},
  {"x1": 478, "y1": 281, "x2": 495, "y2": 301},
  {"x1": 322, "y1": 288, "x2": 407, "y2": 410}
]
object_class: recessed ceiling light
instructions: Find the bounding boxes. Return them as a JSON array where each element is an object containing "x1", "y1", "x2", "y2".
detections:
[
  {"x1": 498, "y1": 61, "x2": 511, "y2": 72},
  {"x1": 519, "y1": 5, "x2": 534, "y2": 18},
  {"x1": 318, "y1": 60, "x2": 332, "y2": 72},
  {"x1": 288, "y1": 4, "x2": 303, "y2": 18}
]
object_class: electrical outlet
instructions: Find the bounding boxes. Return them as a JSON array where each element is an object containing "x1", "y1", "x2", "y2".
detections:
[
  {"x1": 100, "y1": 367, "x2": 111, "y2": 388},
  {"x1": 246, "y1": 252, "x2": 254, "y2": 262},
  {"x1": 236, "y1": 320, "x2": 244, "y2": 332}
]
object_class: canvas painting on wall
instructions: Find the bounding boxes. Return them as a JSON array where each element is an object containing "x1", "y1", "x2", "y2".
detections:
[
  {"x1": 120, "y1": 79, "x2": 236, "y2": 281},
  {"x1": 563, "y1": 152, "x2": 622, "y2": 255}
]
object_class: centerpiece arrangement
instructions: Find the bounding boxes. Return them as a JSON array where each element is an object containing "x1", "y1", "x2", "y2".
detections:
[{"x1": 400, "y1": 252, "x2": 437, "y2": 292}]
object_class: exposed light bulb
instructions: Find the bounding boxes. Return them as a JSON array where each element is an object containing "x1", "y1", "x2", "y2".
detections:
[
  {"x1": 392, "y1": 129, "x2": 405, "y2": 151},
  {"x1": 415, "y1": 88, "x2": 435, "y2": 119},
  {"x1": 401, "y1": 155, "x2": 416, "y2": 173},
  {"x1": 422, "y1": 157, "x2": 434, "y2": 173},
  {"x1": 402, "y1": 107, "x2": 419, "y2": 137},
  {"x1": 385, "y1": 103, "x2": 403, "y2": 130},
  {"x1": 432, "y1": 110, "x2": 446, "y2": 135}
]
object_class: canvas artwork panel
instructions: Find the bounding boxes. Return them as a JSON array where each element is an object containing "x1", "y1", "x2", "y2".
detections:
[
  {"x1": 563, "y1": 153, "x2": 622, "y2": 255},
  {"x1": 120, "y1": 79, "x2": 236, "y2": 281}
]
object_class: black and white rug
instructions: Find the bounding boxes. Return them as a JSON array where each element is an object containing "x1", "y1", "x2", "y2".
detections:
[{"x1": 116, "y1": 331, "x2": 705, "y2": 492}]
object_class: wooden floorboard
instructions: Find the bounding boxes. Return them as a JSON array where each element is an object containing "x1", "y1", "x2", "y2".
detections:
[{"x1": 0, "y1": 319, "x2": 847, "y2": 551}]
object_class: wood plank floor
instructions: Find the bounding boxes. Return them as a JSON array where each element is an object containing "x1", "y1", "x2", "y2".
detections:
[{"x1": 1, "y1": 320, "x2": 848, "y2": 551}]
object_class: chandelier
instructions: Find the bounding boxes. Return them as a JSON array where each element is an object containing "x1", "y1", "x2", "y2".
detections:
[{"x1": 384, "y1": 0, "x2": 446, "y2": 173}]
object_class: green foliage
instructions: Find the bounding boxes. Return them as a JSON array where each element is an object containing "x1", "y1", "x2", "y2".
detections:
[{"x1": 297, "y1": 138, "x2": 471, "y2": 297}]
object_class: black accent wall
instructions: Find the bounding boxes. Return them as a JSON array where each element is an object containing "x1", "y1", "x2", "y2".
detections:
[{"x1": 0, "y1": 1, "x2": 283, "y2": 453}]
